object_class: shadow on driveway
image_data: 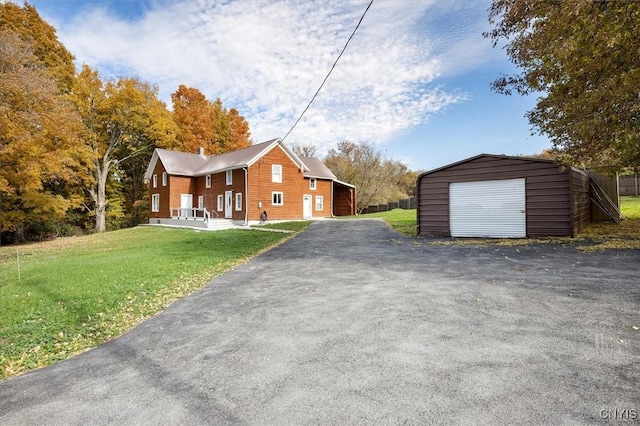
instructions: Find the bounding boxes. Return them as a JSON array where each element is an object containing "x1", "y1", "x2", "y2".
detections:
[{"x1": 1, "y1": 219, "x2": 639, "y2": 425}]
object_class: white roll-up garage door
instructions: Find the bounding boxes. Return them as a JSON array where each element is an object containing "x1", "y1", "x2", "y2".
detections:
[{"x1": 449, "y1": 178, "x2": 526, "y2": 238}]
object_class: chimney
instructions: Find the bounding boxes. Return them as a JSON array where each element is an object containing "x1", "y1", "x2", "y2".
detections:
[{"x1": 197, "y1": 147, "x2": 205, "y2": 157}]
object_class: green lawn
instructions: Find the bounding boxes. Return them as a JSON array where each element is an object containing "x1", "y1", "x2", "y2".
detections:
[
  {"x1": 251, "y1": 220, "x2": 313, "y2": 232},
  {"x1": 622, "y1": 195, "x2": 640, "y2": 219},
  {"x1": 348, "y1": 209, "x2": 416, "y2": 236},
  {"x1": 0, "y1": 225, "x2": 306, "y2": 380}
]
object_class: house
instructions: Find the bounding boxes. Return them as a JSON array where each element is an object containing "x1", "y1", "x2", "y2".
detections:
[
  {"x1": 416, "y1": 154, "x2": 618, "y2": 238},
  {"x1": 144, "y1": 138, "x2": 356, "y2": 228}
]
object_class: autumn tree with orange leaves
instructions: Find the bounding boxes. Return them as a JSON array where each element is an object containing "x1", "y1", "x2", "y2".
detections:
[
  {"x1": 71, "y1": 65, "x2": 178, "y2": 233},
  {"x1": 0, "y1": 2, "x2": 76, "y2": 93},
  {"x1": 0, "y1": 29, "x2": 91, "y2": 242},
  {"x1": 171, "y1": 85, "x2": 251, "y2": 156}
]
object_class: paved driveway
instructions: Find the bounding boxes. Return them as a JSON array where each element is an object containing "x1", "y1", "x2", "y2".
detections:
[{"x1": 1, "y1": 220, "x2": 639, "y2": 425}]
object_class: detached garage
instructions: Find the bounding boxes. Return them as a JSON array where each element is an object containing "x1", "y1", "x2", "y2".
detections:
[{"x1": 417, "y1": 154, "x2": 594, "y2": 238}]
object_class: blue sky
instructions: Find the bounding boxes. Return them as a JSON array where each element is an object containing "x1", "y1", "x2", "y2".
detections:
[{"x1": 24, "y1": 0, "x2": 550, "y2": 171}]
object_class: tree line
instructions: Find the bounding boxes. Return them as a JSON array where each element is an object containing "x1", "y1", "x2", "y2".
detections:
[{"x1": 0, "y1": 3, "x2": 251, "y2": 243}]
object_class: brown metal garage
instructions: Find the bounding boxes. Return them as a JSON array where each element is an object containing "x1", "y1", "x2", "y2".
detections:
[{"x1": 416, "y1": 154, "x2": 594, "y2": 238}]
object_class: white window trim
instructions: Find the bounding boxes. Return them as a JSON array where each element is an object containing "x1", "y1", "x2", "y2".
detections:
[
  {"x1": 151, "y1": 194, "x2": 160, "y2": 212},
  {"x1": 310, "y1": 178, "x2": 316, "y2": 190},
  {"x1": 272, "y1": 165, "x2": 282, "y2": 183},
  {"x1": 235, "y1": 193, "x2": 242, "y2": 211},
  {"x1": 152, "y1": 174, "x2": 157, "y2": 188},
  {"x1": 315, "y1": 195, "x2": 323, "y2": 211},
  {"x1": 162, "y1": 172, "x2": 167, "y2": 186},
  {"x1": 272, "y1": 191, "x2": 283, "y2": 206},
  {"x1": 217, "y1": 195, "x2": 223, "y2": 211},
  {"x1": 206, "y1": 174, "x2": 211, "y2": 188},
  {"x1": 198, "y1": 195, "x2": 204, "y2": 209},
  {"x1": 226, "y1": 170, "x2": 233, "y2": 185}
]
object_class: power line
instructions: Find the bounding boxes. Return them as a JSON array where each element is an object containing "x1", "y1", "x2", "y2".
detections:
[{"x1": 281, "y1": 0, "x2": 374, "y2": 143}]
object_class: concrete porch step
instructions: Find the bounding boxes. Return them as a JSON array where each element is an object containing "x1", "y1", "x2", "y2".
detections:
[{"x1": 148, "y1": 218, "x2": 240, "y2": 231}]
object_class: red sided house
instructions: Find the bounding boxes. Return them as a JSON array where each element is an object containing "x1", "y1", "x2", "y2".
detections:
[{"x1": 144, "y1": 138, "x2": 356, "y2": 228}]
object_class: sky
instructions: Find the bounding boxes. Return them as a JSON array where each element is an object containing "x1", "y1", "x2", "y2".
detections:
[{"x1": 22, "y1": 0, "x2": 551, "y2": 171}]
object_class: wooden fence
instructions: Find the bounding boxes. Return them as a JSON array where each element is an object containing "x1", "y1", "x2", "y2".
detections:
[
  {"x1": 619, "y1": 174, "x2": 639, "y2": 196},
  {"x1": 589, "y1": 172, "x2": 620, "y2": 222},
  {"x1": 360, "y1": 197, "x2": 417, "y2": 214}
]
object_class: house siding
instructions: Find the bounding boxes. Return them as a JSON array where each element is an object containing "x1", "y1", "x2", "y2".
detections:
[
  {"x1": 247, "y1": 145, "x2": 305, "y2": 221},
  {"x1": 307, "y1": 178, "x2": 332, "y2": 218},
  {"x1": 195, "y1": 169, "x2": 246, "y2": 220},
  {"x1": 149, "y1": 161, "x2": 171, "y2": 218},
  {"x1": 417, "y1": 155, "x2": 580, "y2": 238}
]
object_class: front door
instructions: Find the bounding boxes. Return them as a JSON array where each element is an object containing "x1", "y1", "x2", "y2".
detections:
[
  {"x1": 180, "y1": 194, "x2": 192, "y2": 218},
  {"x1": 303, "y1": 194, "x2": 312, "y2": 219},
  {"x1": 225, "y1": 190, "x2": 233, "y2": 219}
]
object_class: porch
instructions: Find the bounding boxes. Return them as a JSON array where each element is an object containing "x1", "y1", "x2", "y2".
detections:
[{"x1": 147, "y1": 207, "x2": 240, "y2": 231}]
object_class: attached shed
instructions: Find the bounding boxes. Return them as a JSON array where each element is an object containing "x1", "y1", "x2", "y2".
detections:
[{"x1": 417, "y1": 154, "x2": 593, "y2": 238}]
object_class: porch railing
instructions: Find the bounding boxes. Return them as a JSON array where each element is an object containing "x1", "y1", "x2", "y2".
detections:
[{"x1": 170, "y1": 207, "x2": 217, "y2": 223}]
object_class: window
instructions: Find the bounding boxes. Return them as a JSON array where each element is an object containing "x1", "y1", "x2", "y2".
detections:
[
  {"x1": 162, "y1": 172, "x2": 167, "y2": 186},
  {"x1": 152, "y1": 174, "x2": 157, "y2": 188},
  {"x1": 205, "y1": 174, "x2": 211, "y2": 188},
  {"x1": 226, "y1": 170, "x2": 233, "y2": 185},
  {"x1": 235, "y1": 193, "x2": 242, "y2": 211},
  {"x1": 272, "y1": 192, "x2": 283, "y2": 206},
  {"x1": 151, "y1": 194, "x2": 160, "y2": 212},
  {"x1": 315, "y1": 195, "x2": 323, "y2": 211},
  {"x1": 217, "y1": 195, "x2": 223, "y2": 211},
  {"x1": 198, "y1": 196, "x2": 204, "y2": 209},
  {"x1": 310, "y1": 178, "x2": 316, "y2": 190},
  {"x1": 272, "y1": 165, "x2": 282, "y2": 183}
]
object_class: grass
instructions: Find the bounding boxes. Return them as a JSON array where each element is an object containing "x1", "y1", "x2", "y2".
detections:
[
  {"x1": 350, "y1": 196, "x2": 640, "y2": 249},
  {"x1": 347, "y1": 209, "x2": 416, "y2": 236},
  {"x1": 621, "y1": 195, "x2": 640, "y2": 219},
  {"x1": 0, "y1": 224, "x2": 308, "y2": 380},
  {"x1": 251, "y1": 220, "x2": 313, "y2": 232}
]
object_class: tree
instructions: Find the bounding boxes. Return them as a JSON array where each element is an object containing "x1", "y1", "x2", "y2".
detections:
[
  {"x1": 71, "y1": 65, "x2": 178, "y2": 232},
  {"x1": 171, "y1": 85, "x2": 251, "y2": 155},
  {"x1": 0, "y1": 2, "x2": 76, "y2": 93},
  {"x1": 485, "y1": 0, "x2": 640, "y2": 171},
  {"x1": 0, "y1": 29, "x2": 90, "y2": 242},
  {"x1": 290, "y1": 143, "x2": 319, "y2": 158},
  {"x1": 324, "y1": 141, "x2": 412, "y2": 213}
]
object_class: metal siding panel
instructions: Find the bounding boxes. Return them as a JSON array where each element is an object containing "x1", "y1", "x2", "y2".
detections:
[{"x1": 450, "y1": 179, "x2": 526, "y2": 238}]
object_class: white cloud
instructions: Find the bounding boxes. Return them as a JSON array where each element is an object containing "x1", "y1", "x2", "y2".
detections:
[{"x1": 53, "y1": 0, "x2": 495, "y2": 150}]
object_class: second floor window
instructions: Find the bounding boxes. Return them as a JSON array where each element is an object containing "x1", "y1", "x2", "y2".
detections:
[{"x1": 272, "y1": 165, "x2": 282, "y2": 183}]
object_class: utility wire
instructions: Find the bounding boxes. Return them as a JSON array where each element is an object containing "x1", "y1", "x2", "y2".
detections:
[{"x1": 281, "y1": 0, "x2": 374, "y2": 143}]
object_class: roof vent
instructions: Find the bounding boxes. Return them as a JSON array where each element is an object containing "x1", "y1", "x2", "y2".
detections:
[{"x1": 197, "y1": 147, "x2": 205, "y2": 157}]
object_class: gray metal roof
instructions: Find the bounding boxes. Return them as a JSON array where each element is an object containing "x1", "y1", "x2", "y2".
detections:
[
  {"x1": 145, "y1": 138, "x2": 315, "y2": 180},
  {"x1": 197, "y1": 139, "x2": 279, "y2": 175},
  {"x1": 155, "y1": 149, "x2": 207, "y2": 176},
  {"x1": 301, "y1": 157, "x2": 337, "y2": 180}
]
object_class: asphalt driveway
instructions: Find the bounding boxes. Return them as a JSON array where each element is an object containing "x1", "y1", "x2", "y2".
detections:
[{"x1": 1, "y1": 219, "x2": 639, "y2": 425}]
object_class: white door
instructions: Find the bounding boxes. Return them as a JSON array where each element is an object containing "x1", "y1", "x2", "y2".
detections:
[
  {"x1": 449, "y1": 179, "x2": 526, "y2": 238},
  {"x1": 180, "y1": 194, "x2": 192, "y2": 218},
  {"x1": 225, "y1": 190, "x2": 233, "y2": 219},
  {"x1": 303, "y1": 195, "x2": 312, "y2": 219}
]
